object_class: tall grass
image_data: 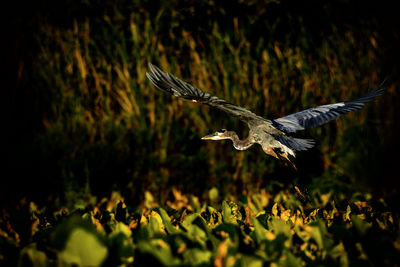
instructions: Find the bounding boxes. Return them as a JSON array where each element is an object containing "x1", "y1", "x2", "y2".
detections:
[{"x1": 31, "y1": 7, "x2": 388, "y2": 204}]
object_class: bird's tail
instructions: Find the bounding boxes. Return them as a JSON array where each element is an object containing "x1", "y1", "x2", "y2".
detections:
[{"x1": 270, "y1": 134, "x2": 315, "y2": 151}]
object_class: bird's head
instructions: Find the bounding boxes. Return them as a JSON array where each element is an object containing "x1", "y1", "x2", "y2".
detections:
[{"x1": 201, "y1": 129, "x2": 231, "y2": 140}]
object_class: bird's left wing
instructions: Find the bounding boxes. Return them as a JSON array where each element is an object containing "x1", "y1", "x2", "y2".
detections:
[
  {"x1": 273, "y1": 81, "x2": 387, "y2": 133},
  {"x1": 146, "y1": 63, "x2": 269, "y2": 125}
]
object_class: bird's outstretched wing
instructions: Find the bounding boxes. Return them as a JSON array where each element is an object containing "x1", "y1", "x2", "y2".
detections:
[
  {"x1": 273, "y1": 80, "x2": 387, "y2": 133},
  {"x1": 146, "y1": 63, "x2": 268, "y2": 125}
]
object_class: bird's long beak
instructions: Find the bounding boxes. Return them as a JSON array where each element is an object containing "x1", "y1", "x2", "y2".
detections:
[{"x1": 201, "y1": 133, "x2": 221, "y2": 140}]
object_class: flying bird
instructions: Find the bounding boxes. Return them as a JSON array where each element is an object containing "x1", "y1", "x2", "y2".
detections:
[{"x1": 146, "y1": 63, "x2": 385, "y2": 167}]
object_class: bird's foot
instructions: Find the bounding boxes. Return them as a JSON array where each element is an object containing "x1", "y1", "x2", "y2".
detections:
[{"x1": 279, "y1": 153, "x2": 297, "y2": 171}]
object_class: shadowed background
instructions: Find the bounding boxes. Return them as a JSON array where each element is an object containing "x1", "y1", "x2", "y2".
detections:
[{"x1": 2, "y1": 0, "x2": 400, "y2": 209}]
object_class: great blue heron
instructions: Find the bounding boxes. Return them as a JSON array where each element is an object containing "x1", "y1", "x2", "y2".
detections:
[{"x1": 146, "y1": 63, "x2": 385, "y2": 167}]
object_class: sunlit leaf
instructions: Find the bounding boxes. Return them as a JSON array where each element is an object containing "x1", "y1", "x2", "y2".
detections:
[
  {"x1": 110, "y1": 222, "x2": 132, "y2": 238},
  {"x1": 183, "y1": 248, "x2": 212, "y2": 265},
  {"x1": 280, "y1": 251, "x2": 303, "y2": 267},
  {"x1": 329, "y1": 242, "x2": 349, "y2": 266},
  {"x1": 307, "y1": 220, "x2": 333, "y2": 250},
  {"x1": 251, "y1": 217, "x2": 268, "y2": 244},
  {"x1": 345, "y1": 205, "x2": 351, "y2": 221},
  {"x1": 156, "y1": 208, "x2": 179, "y2": 235},
  {"x1": 137, "y1": 239, "x2": 181, "y2": 266},
  {"x1": 148, "y1": 211, "x2": 166, "y2": 235},
  {"x1": 58, "y1": 228, "x2": 108, "y2": 267},
  {"x1": 236, "y1": 255, "x2": 263, "y2": 267},
  {"x1": 268, "y1": 218, "x2": 291, "y2": 237},
  {"x1": 272, "y1": 203, "x2": 278, "y2": 217},
  {"x1": 19, "y1": 243, "x2": 48, "y2": 267},
  {"x1": 209, "y1": 187, "x2": 219, "y2": 204},
  {"x1": 185, "y1": 224, "x2": 207, "y2": 247},
  {"x1": 182, "y1": 213, "x2": 201, "y2": 228},
  {"x1": 222, "y1": 201, "x2": 237, "y2": 224}
]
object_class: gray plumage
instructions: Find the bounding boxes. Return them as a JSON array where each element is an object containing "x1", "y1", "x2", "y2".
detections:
[
  {"x1": 146, "y1": 63, "x2": 386, "y2": 164},
  {"x1": 272, "y1": 84, "x2": 386, "y2": 133}
]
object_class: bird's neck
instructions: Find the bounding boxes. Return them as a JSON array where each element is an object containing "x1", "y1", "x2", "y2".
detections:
[{"x1": 229, "y1": 132, "x2": 255, "y2": 151}]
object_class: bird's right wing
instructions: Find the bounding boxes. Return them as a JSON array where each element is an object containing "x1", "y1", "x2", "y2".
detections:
[
  {"x1": 146, "y1": 63, "x2": 269, "y2": 125},
  {"x1": 272, "y1": 81, "x2": 387, "y2": 133}
]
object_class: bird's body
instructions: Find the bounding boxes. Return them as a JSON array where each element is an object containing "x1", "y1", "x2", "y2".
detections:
[{"x1": 146, "y1": 63, "x2": 385, "y2": 166}]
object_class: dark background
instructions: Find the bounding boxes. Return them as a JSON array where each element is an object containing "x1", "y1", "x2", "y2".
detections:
[{"x1": 2, "y1": 0, "x2": 400, "y2": 210}]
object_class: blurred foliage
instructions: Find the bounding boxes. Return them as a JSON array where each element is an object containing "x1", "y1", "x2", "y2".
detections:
[{"x1": 1, "y1": 189, "x2": 399, "y2": 266}]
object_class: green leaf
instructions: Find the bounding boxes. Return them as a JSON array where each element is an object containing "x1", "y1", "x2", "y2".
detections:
[
  {"x1": 137, "y1": 239, "x2": 181, "y2": 266},
  {"x1": 222, "y1": 201, "x2": 237, "y2": 224},
  {"x1": 191, "y1": 214, "x2": 220, "y2": 251},
  {"x1": 272, "y1": 203, "x2": 278, "y2": 217},
  {"x1": 185, "y1": 224, "x2": 207, "y2": 247},
  {"x1": 110, "y1": 221, "x2": 132, "y2": 238},
  {"x1": 280, "y1": 251, "x2": 302, "y2": 267},
  {"x1": 251, "y1": 217, "x2": 269, "y2": 244},
  {"x1": 147, "y1": 210, "x2": 165, "y2": 236},
  {"x1": 351, "y1": 215, "x2": 371, "y2": 236},
  {"x1": 310, "y1": 224, "x2": 323, "y2": 249},
  {"x1": 108, "y1": 222, "x2": 135, "y2": 263},
  {"x1": 183, "y1": 248, "x2": 212, "y2": 265},
  {"x1": 144, "y1": 191, "x2": 155, "y2": 209},
  {"x1": 19, "y1": 243, "x2": 48, "y2": 267},
  {"x1": 182, "y1": 213, "x2": 201, "y2": 228},
  {"x1": 209, "y1": 187, "x2": 219, "y2": 203},
  {"x1": 207, "y1": 206, "x2": 222, "y2": 226},
  {"x1": 308, "y1": 220, "x2": 333, "y2": 250},
  {"x1": 181, "y1": 213, "x2": 219, "y2": 250},
  {"x1": 58, "y1": 228, "x2": 108, "y2": 267},
  {"x1": 268, "y1": 218, "x2": 291, "y2": 237},
  {"x1": 345, "y1": 205, "x2": 351, "y2": 221},
  {"x1": 156, "y1": 208, "x2": 180, "y2": 234},
  {"x1": 213, "y1": 223, "x2": 240, "y2": 241},
  {"x1": 236, "y1": 255, "x2": 264, "y2": 267},
  {"x1": 329, "y1": 242, "x2": 349, "y2": 266}
]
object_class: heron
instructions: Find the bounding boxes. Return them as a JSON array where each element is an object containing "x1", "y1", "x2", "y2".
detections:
[{"x1": 146, "y1": 63, "x2": 386, "y2": 167}]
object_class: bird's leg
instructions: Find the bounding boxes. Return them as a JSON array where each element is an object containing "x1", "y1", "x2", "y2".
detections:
[
  {"x1": 263, "y1": 146, "x2": 297, "y2": 170},
  {"x1": 278, "y1": 152, "x2": 297, "y2": 171},
  {"x1": 262, "y1": 146, "x2": 279, "y2": 159}
]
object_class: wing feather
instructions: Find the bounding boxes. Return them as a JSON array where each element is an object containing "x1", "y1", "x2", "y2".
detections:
[
  {"x1": 273, "y1": 80, "x2": 387, "y2": 133},
  {"x1": 146, "y1": 63, "x2": 269, "y2": 125}
]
